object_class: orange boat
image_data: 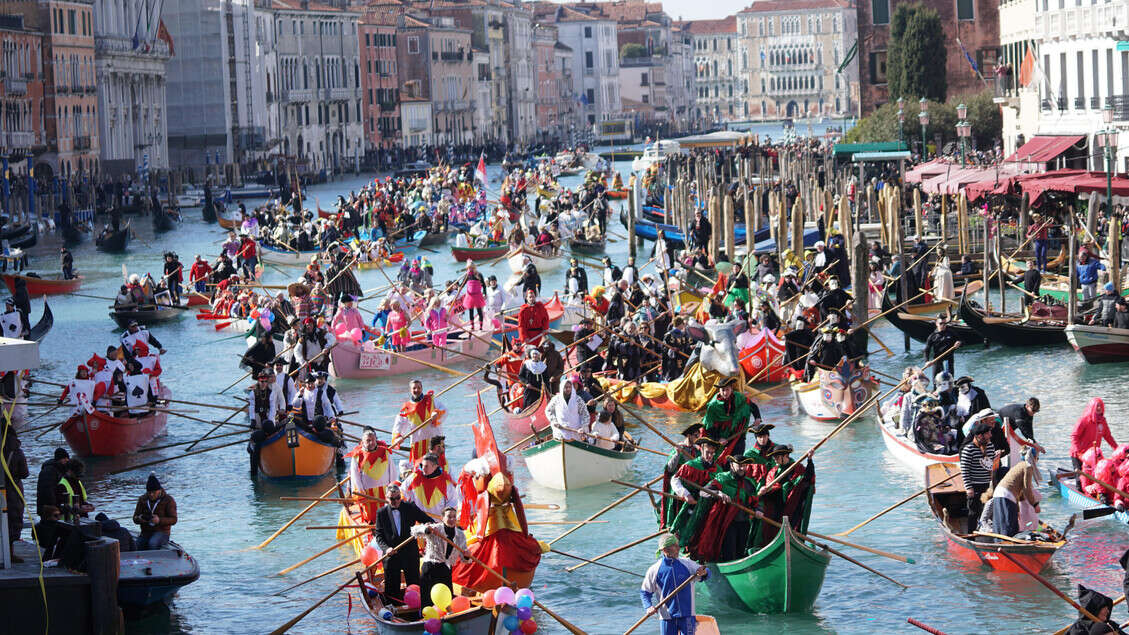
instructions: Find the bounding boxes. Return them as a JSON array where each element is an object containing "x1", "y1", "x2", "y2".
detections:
[
  {"x1": 606, "y1": 189, "x2": 628, "y2": 199},
  {"x1": 255, "y1": 424, "x2": 337, "y2": 478},
  {"x1": 599, "y1": 376, "x2": 690, "y2": 411},
  {"x1": 3, "y1": 272, "x2": 83, "y2": 296}
]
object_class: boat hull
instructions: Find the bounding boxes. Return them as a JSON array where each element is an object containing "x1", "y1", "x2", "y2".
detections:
[
  {"x1": 110, "y1": 306, "x2": 185, "y2": 329},
  {"x1": 878, "y1": 417, "x2": 957, "y2": 477},
  {"x1": 505, "y1": 393, "x2": 550, "y2": 432},
  {"x1": 1050, "y1": 467, "x2": 1129, "y2": 524},
  {"x1": 330, "y1": 330, "x2": 491, "y2": 379},
  {"x1": 880, "y1": 290, "x2": 983, "y2": 344},
  {"x1": 507, "y1": 247, "x2": 562, "y2": 273},
  {"x1": 256, "y1": 426, "x2": 336, "y2": 478},
  {"x1": 2, "y1": 273, "x2": 83, "y2": 296},
  {"x1": 60, "y1": 387, "x2": 172, "y2": 456},
  {"x1": 959, "y1": 293, "x2": 1067, "y2": 347},
  {"x1": 451, "y1": 245, "x2": 509, "y2": 261},
  {"x1": 1065, "y1": 324, "x2": 1129, "y2": 363},
  {"x1": 706, "y1": 521, "x2": 830, "y2": 614},
  {"x1": 118, "y1": 542, "x2": 200, "y2": 608},
  {"x1": 521, "y1": 439, "x2": 635, "y2": 489},
  {"x1": 258, "y1": 243, "x2": 320, "y2": 265}
]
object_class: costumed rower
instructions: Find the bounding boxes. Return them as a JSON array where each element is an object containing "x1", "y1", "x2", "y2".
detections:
[
  {"x1": 516, "y1": 289, "x2": 549, "y2": 346},
  {"x1": 701, "y1": 376, "x2": 761, "y2": 456},
  {"x1": 757, "y1": 444, "x2": 815, "y2": 543},
  {"x1": 639, "y1": 533, "x2": 709, "y2": 635},
  {"x1": 402, "y1": 452, "x2": 460, "y2": 519},
  {"x1": 661, "y1": 424, "x2": 703, "y2": 528},
  {"x1": 743, "y1": 423, "x2": 776, "y2": 482},
  {"x1": 691, "y1": 455, "x2": 761, "y2": 562},
  {"x1": 668, "y1": 437, "x2": 721, "y2": 547},
  {"x1": 546, "y1": 375, "x2": 586, "y2": 442},
  {"x1": 345, "y1": 427, "x2": 395, "y2": 523},
  {"x1": 391, "y1": 379, "x2": 447, "y2": 469}
]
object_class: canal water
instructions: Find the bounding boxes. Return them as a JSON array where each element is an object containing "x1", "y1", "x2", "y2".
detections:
[{"x1": 7, "y1": 144, "x2": 1127, "y2": 634}]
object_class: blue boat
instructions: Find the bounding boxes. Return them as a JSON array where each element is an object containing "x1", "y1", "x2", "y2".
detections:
[
  {"x1": 630, "y1": 215, "x2": 750, "y2": 247},
  {"x1": 118, "y1": 541, "x2": 200, "y2": 608},
  {"x1": 1050, "y1": 467, "x2": 1129, "y2": 525}
]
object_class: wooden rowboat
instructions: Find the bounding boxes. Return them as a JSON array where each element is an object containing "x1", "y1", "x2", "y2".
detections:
[
  {"x1": 110, "y1": 304, "x2": 187, "y2": 329},
  {"x1": 355, "y1": 252, "x2": 405, "y2": 269},
  {"x1": 60, "y1": 386, "x2": 172, "y2": 456},
  {"x1": 790, "y1": 358, "x2": 877, "y2": 422},
  {"x1": 216, "y1": 214, "x2": 240, "y2": 230},
  {"x1": 606, "y1": 188, "x2": 628, "y2": 199},
  {"x1": 704, "y1": 519, "x2": 830, "y2": 613},
  {"x1": 29, "y1": 302, "x2": 53, "y2": 342},
  {"x1": 877, "y1": 410, "x2": 958, "y2": 477},
  {"x1": 924, "y1": 462, "x2": 1065, "y2": 573},
  {"x1": 880, "y1": 289, "x2": 983, "y2": 345},
  {"x1": 568, "y1": 236, "x2": 606, "y2": 254},
  {"x1": 958, "y1": 291, "x2": 1068, "y2": 347},
  {"x1": 521, "y1": 437, "x2": 636, "y2": 489},
  {"x1": 504, "y1": 392, "x2": 550, "y2": 433},
  {"x1": 258, "y1": 243, "x2": 321, "y2": 266},
  {"x1": 451, "y1": 244, "x2": 509, "y2": 262},
  {"x1": 152, "y1": 207, "x2": 178, "y2": 233},
  {"x1": 3, "y1": 272, "x2": 83, "y2": 296},
  {"x1": 329, "y1": 329, "x2": 492, "y2": 380},
  {"x1": 1050, "y1": 467, "x2": 1129, "y2": 525},
  {"x1": 255, "y1": 424, "x2": 337, "y2": 478},
  {"x1": 355, "y1": 589, "x2": 509, "y2": 635},
  {"x1": 507, "y1": 245, "x2": 562, "y2": 273},
  {"x1": 95, "y1": 222, "x2": 132, "y2": 252},
  {"x1": 1065, "y1": 323, "x2": 1129, "y2": 364}
]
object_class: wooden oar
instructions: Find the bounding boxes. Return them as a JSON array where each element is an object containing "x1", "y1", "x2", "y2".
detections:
[
  {"x1": 184, "y1": 404, "x2": 249, "y2": 452},
  {"x1": 852, "y1": 290, "x2": 927, "y2": 331},
  {"x1": 272, "y1": 557, "x2": 362, "y2": 596},
  {"x1": 1051, "y1": 595, "x2": 1126, "y2": 635},
  {"x1": 759, "y1": 343, "x2": 960, "y2": 492},
  {"x1": 615, "y1": 480, "x2": 914, "y2": 564},
  {"x1": 623, "y1": 567, "x2": 704, "y2": 634},
  {"x1": 381, "y1": 346, "x2": 470, "y2": 377},
  {"x1": 267, "y1": 535, "x2": 415, "y2": 635},
  {"x1": 430, "y1": 532, "x2": 587, "y2": 635},
  {"x1": 1079, "y1": 470, "x2": 1129, "y2": 502},
  {"x1": 548, "y1": 473, "x2": 663, "y2": 546},
  {"x1": 1000, "y1": 551, "x2": 1105, "y2": 624},
  {"x1": 907, "y1": 618, "x2": 951, "y2": 635},
  {"x1": 253, "y1": 477, "x2": 350, "y2": 550},
  {"x1": 835, "y1": 470, "x2": 961, "y2": 536},
  {"x1": 549, "y1": 548, "x2": 643, "y2": 577},
  {"x1": 135, "y1": 428, "x2": 246, "y2": 453},
  {"x1": 108, "y1": 437, "x2": 245, "y2": 475},
  {"x1": 563, "y1": 529, "x2": 664, "y2": 573},
  {"x1": 276, "y1": 530, "x2": 366, "y2": 576},
  {"x1": 219, "y1": 341, "x2": 298, "y2": 394}
]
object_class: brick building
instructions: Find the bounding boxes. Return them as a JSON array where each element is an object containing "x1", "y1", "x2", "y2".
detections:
[
  {"x1": 359, "y1": 6, "x2": 400, "y2": 153},
  {"x1": 856, "y1": 0, "x2": 999, "y2": 112},
  {"x1": 396, "y1": 13, "x2": 474, "y2": 144},
  {"x1": 0, "y1": 14, "x2": 44, "y2": 167}
]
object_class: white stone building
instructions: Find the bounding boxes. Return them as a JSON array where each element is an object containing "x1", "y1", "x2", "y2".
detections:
[
  {"x1": 533, "y1": 3, "x2": 622, "y2": 126},
  {"x1": 93, "y1": 0, "x2": 171, "y2": 175}
]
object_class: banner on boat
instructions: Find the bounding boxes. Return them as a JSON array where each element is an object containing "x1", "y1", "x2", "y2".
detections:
[{"x1": 358, "y1": 350, "x2": 391, "y2": 370}]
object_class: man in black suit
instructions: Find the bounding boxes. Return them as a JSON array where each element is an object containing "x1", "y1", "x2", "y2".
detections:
[{"x1": 373, "y1": 483, "x2": 431, "y2": 601}]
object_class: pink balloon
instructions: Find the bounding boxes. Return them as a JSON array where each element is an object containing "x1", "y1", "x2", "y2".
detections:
[
  {"x1": 494, "y1": 586, "x2": 515, "y2": 606},
  {"x1": 404, "y1": 590, "x2": 421, "y2": 609},
  {"x1": 424, "y1": 618, "x2": 441, "y2": 633}
]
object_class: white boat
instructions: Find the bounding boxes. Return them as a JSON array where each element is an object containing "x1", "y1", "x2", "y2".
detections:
[
  {"x1": 877, "y1": 413, "x2": 957, "y2": 478},
  {"x1": 631, "y1": 140, "x2": 682, "y2": 173},
  {"x1": 521, "y1": 437, "x2": 636, "y2": 489},
  {"x1": 258, "y1": 242, "x2": 320, "y2": 266},
  {"x1": 507, "y1": 245, "x2": 563, "y2": 274},
  {"x1": 225, "y1": 185, "x2": 278, "y2": 200},
  {"x1": 176, "y1": 193, "x2": 204, "y2": 208},
  {"x1": 790, "y1": 358, "x2": 877, "y2": 422},
  {"x1": 1065, "y1": 324, "x2": 1129, "y2": 364}
]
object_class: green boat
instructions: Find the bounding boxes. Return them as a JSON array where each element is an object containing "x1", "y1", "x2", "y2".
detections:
[{"x1": 704, "y1": 519, "x2": 830, "y2": 614}]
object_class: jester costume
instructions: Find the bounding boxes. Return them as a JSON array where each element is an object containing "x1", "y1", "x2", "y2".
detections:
[
  {"x1": 393, "y1": 390, "x2": 447, "y2": 469},
  {"x1": 401, "y1": 465, "x2": 460, "y2": 518},
  {"x1": 345, "y1": 440, "x2": 395, "y2": 523},
  {"x1": 691, "y1": 467, "x2": 761, "y2": 562},
  {"x1": 667, "y1": 456, "x2": 720, "y2": 548},
  {"x1": 453, "y1": 471, "x2": 543, "y2": 593}
]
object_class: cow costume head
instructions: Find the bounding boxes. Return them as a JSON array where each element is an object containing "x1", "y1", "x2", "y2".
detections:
[{"x1": 685, "y1": 318, "x2": 746, "y2": 378}]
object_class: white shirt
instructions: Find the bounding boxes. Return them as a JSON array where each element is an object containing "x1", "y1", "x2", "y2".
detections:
[
  {"x1": 588, "y1": 418, "x2": 620, "y2": 450},
  {"x1": 548, "y1": 389, "x2": 587, "y2": 441}
]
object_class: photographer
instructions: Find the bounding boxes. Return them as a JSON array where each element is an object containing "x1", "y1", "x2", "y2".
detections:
[{"x1": 132, "y1": 473, "x2": 177, "y2": 550}]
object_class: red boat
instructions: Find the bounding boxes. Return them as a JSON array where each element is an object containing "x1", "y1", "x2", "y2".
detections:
[
  {"x1": 185, "y1": 292, "x2": 211, "y2": 307},
  {"x1": 737, "y1": 328, "x2": 788, "y2": 383},
  {"x1": 504, "y1": 392, "x2": 549, "y2": 433},
  {"x1": 60, "y1": 386, "x2": 172, "y2": 457},
  {"x1": 3, "y1": 272, "x2": 83, "y2": 296},
  {"x1": 924, "y1": 462, "x2": 1066, "y2": 573},
  {"x1": 450, "y1": 243, "x2": 510, "y2": 262}
]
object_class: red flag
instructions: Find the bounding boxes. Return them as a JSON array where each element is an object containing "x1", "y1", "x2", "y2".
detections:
[
  {"x1": 472, "y1": 394, "x2": 508, "y2": 477},
  {"x1": 157, "y1": 19, "x2": 175, "y2": 56},
  {"x1": 1019, "y1": 47, "x2": 1035, "y2": 87},
  {"x1": 474, "y1": 153, "x2": 487, "y2": 186}
]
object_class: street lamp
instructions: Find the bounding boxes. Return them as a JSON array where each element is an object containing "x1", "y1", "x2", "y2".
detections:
[
  {"x1": 1098, "y1": 104, "x2": 1118, "y2": 218},
  {"x1": 896, "y1": 97, "x2": 905, "y2": 146},
  {"x1": 956, "y1": 102, "x2": 971, "y2": 166},
  {"x1": 919, "y1": 98, "x2": 929, "y2": 160}
]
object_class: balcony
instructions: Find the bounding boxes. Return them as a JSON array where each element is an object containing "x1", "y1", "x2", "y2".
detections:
[
  {"x1": 1110, "y1": 95, "x2": 1129, "y2": 121},
  {"x1": 378, "y1": 101, "x2": 397, "y2": 113},
  {"x1": 2, "y1": 131, "x2": 34, "y2": 149},
  {"x1": 327, "y1": 86, "x2": 360, "y2": 101},
  {"x1": 4, "y1": 77, "x2": 28, "y2": 95},
  {"x1": 74, "y1": 135, "x2": 91, "y2": 151},
  {"x1": 440, "y1": 50, "x2": 465, "y2": 62},
  {"x1": 283, "y1": 88, "x2": 314, "y2": 102},
  {"x1": 434, "y1": 100, "x2": 470, "y2": 112}
]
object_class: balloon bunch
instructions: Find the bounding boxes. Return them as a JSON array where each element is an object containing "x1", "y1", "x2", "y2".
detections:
[
  {"x1": 420, "y1": 584, "x2": 464, "y2": 635},
  {"x1": 481, "y1": 587, "x2": 537, "y2": 634}
]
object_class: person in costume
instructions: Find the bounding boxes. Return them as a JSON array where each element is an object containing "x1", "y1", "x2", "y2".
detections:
[
  {"x1": 402, "y1": 453, "x2": 460, "y2": 519},
  {"x1": 701, "y1": 376, "x2": 761, "y2": 456},
  {"x1": 410, "y1": 506, "x2": 472, "y2": 608},
  {"x1": 346, "y1": 427, "x2": 395, "y2": 523},
  {"x1": 692, "y1": 455, "x2": 761, "y2": 562},
  {"x1": 246, "y1": 369, "x2": 287, "y2": 474},
  {"x1": 661, "y1": 424, "x2": 703, "y2": 528},
  {"x1": 743, "y1": 423, "x2": 776, "y2": 483},
  {"x1": 668, "y1": 437, "x2": 721, "y2": 547},
  {"x1": 58, "y1": 365, "x2": 96, "y2": 416},
  {"x1": 516, "y1": 288, "x2": 549, "y2": 346},
  {"x1": 462, "y1": 262, "x2": 487, "y2": 331},
  {"x1": 517, "y1": 347, "x2": 552, "y2": 411},
  {"x1": 546, "y1": 375, "x2": 586, "y2": 442},
  {"x1": 391, "y1": 379, "x2": 447, "y2": 468},
  {"x1": 953, "y1": 376, "x2": 992, "y2": 440},
  {"x1": 640, "y1": 533, "x2": 709, "y2": 635},
  {"x1": 757, "y1": 444, "x2": 815, "y2": 543},
  {"x1": 331, "y1": 294, "x2": 368, "y2": 344}
]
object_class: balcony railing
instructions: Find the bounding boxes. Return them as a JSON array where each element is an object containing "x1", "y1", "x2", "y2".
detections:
[
  {"x1": 1109, "y1": 95, "x2": 1129, "y2": 121},
  {"x1": 1, "y1": 131, "x2": 35, "y2": 149},
  {"x1": 434, "y1": 100, "x2": 470, "y2": 112},
  {"x1": 283, "y1": 88, "x2": 314, "y2": 102},
  {"x1": 1075, "y1": 97, "x2": 1087, "y2": 110},
  {"x1": 73, "y1": 135, "x2": 91, "y2": 150},
  {"x1": 4, "y1": 77, "x2": 28, "y2": 95},
  {"x1": 327, "y1": 86, "x2": 360, "y2": 101},
  {"x1": 440, "y1": 51, "x2": 465, "y2": 62},
  {"x1": 378, "y1": 101, "x2": 397, "y2": 112}
]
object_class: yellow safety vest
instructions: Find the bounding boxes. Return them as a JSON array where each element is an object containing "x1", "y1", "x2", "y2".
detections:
[{"x1": 58, "y1": 478, "x2": 87, "y2": 522}]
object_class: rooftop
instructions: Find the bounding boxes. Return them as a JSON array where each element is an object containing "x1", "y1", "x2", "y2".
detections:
[
  {"x1": 683, "y1": 15, "x2": 736, "y2": 35},
  {"x1": 739, "y1": 0, "x2": 848, "y2": 13}
]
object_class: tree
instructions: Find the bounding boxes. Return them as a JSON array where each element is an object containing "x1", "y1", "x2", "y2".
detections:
[
  {"x1": 887, "y1": 4, "x2": 947, "y2": 102},
  {"x1": 843, "y1": 91, "x2": 999, "y2": 149},
  {"x1": 620, "y1": 43, "x2": 647, "y2": 59}
]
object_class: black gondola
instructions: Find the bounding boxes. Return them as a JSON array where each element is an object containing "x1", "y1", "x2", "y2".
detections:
[
  {"x1": 95, "y1": 221, "x2": 132, "y2": 252},
  {"x1": 880, "y1": 288, "x2": 983, "y2": 345},
  {"x1": 60, "y1": 222, "x2": 85, "y2": 245},
  {"x1": 7, "y1": 224, "x2": 37, "y2": 249},
  {"x1": 569, "y1": 235, "x2": 606, "y2": 253},
  {"x1": 202, "y1": 200, "x2": 218, "y2": 223},
  {"x1": 29, "y1": 302, "x2": 53, "y2": 342},
  {"x1": 0, "y1": 223, "x2": 30, "y2": 240},
  {"x1": 153, "y1": 206, "x2": 178, "y2": 233},
  {"x1": 109, "y1": 303, "x2": 187, "y2": 329},
  {"x1": 417, "y1": 229, "x2": 448, "y2": 248},
  {"x1": 957, "y1": 289, "x2": 1068, "y2": 347}
]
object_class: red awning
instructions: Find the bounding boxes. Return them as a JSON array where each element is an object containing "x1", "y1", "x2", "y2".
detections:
[{"x1": 1004, "y1": 135, "x2": 1085, "y2": 164}]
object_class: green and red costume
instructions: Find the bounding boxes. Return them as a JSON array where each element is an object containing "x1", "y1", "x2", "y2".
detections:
[
  {"x1": 756, "y1": 459, "x2": 816, "y2": 547},
  {"x1": 660, "y1": 443, "x2": 699, "y2": 528},
  {"x1": 667, "y1": 457, "x2": 719, "y2": 547},
  {"x1": 742, "y1": 441, "x2": 775, "y2": 483},
  {"x1": 690, "y1": 470, "x2": 760, "y2": 562},
  {"x1": 702, "y1": 391, "x2": 753, "y2": 456}
]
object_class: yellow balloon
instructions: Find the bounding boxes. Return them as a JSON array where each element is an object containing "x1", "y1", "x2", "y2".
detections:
[
  {"x1": 421, "y1": 606, "x2": 438, "y2": 620},
  {"x1": 430, "y1": 583, "x2": 452, "y2": 611}
]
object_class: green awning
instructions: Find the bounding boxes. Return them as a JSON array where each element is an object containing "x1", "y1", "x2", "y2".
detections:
[
  {"x1": 852, "y1": 151, "x2": 912, "y2": 162},
  {"x1": 832, "y1": 141, "x2": 908, "y2": 159}
]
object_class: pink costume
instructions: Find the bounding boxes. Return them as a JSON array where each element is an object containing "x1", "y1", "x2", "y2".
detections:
[
  {"x1": 332, "y1": 306, "x2": 367, "y2": 343},
  {"x1": 386, "y1": 308, "x2": 410, "y2": 348},
  {"x1": 463, "y1": 276, "x2": 486, "y2": 309},
  {"x1": 425, "y1": 307, "x2": 449, "y2": 347},
  {"x1": 1071, "y1": 397, "x2": 1117, "y2": 459}
]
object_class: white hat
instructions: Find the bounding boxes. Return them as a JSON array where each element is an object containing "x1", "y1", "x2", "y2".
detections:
[{"x1": 814, "y1": 241, "x2": 825, "y2": 248}]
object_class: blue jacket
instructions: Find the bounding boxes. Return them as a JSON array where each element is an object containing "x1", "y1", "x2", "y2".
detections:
[{"x1": 1077, "y1": 260, "x2": 1106, "y2": 285}]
